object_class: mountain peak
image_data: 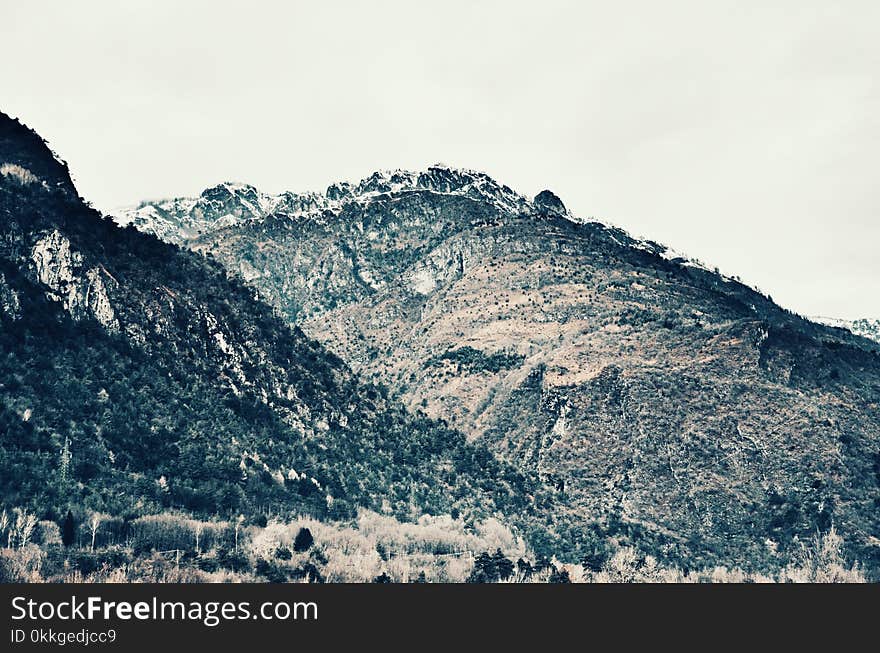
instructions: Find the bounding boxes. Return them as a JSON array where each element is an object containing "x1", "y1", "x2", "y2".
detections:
[
  {"x1": 0, "y1": 112, "x2": 77, "y2": 196},
  {"x1": 199, "y1": 181, "x2": 259, "y2": 199},
  {"x1": 533, "y1": 189, "x2": 568, "y2": 216}
]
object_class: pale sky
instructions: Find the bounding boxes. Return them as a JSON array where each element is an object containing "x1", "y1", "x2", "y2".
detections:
[{"x1": 2, "y1": 1, "x2": 878, "y2": 319}]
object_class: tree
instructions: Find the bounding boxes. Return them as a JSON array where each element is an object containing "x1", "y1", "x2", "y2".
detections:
[
  {"x1": 0, "y1": 510, "x2": 9, "y2": 547},
  {"x1": 548, "y1": 568, "x2": 571, "y2": 584},
  {"x1": 467, "y1": 552, "x2": 497, "y2": 583},
  {"x1": 516, "y1": 558, "x2": 532, "y2": 581},
  {"x1": 61, "y1": 510, "x2": 75, "y2": 548},
  {"x1": 255, "y1": 558, "x2": 287, "y2": 583},
  {"x1": 581, "y1": 543, "x2": 610, "y2": 573},
  {"x1": 293, "y1": 527, "x2": 314, "y2": 552},
  {"x1": 234, "y1": 515, "x2": 245, "y2": 552},
  {"x1": 373, "y1": 571, "x2": 392, "y2": 584},
  {"x1": 88, "y1": 513, "x2": 102, "y2": 551},
  {"x1": 194, "y1": 522, "x2": 204, "y2": 554},
  {"x1": 533, "y1": 554, "x2": 552, "y2": 574},
  {"x1": 59, "y1": 436, "x2": 72, "y2": 482},
  {"x1": 492, "y1": 548, "x2": 514, "y2": 581},
  {"x1": 13, "y1": 509, "x2": 37, "y2": 549}
]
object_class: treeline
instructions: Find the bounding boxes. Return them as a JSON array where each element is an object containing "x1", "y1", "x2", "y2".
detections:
[{"x1": 1, "y1": 506, "x2": 865, "y2": 584}]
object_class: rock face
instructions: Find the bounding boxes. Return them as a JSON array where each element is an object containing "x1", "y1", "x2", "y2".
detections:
[
  {"x1": 120, "y1": 166, "x2": 880, "y2": 572},
  {"x1": 533, "y1": 189, "x2": 568, "y2": 216},
  {"x1": 30, "y1": 229, "x2": 119, "y2": 330}
]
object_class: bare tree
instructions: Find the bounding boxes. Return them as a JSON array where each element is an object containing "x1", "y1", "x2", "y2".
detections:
[
  {"x1": 0, "y1": 509, "x2": 9, "y2": 548},
  {"x1": 88, "y1": 513, "x2": 102, "y2": 551},
  {"x1": 13, "y1": 509, "x2": 37, "y2": 549},
  {"x1": 194, "y1": 522, "x2": 204, "y2": 554},
  {"x1": 234, "y1": 515, "x2": 245, "y2": 552},
  {"x1": 59, "y1": 436, "x2": 72, "y2": 482}
]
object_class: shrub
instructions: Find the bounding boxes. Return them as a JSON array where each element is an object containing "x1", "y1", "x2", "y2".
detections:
[
  {"x1": 37, "y1": 520, "x2": 61, "y2": 547},
  {"x1": 293, "y1": 527, "x2": 314, "y2": 552},
  {"x1": 217, "y1": 547, "x2": 251, "y2": 573},
  {"x1": 426, "y1": 347, "x2": 524, "y2": 374},
  {"x1": 780, "y1": 528, "x2": 865, "y2": 583},
  {"x1": 373, "y1": 571, "x2": 392, "y2": 583},
  {"x1": 0, "y1": 545, "x2": 44, "y2": 582},
  {"x1": 255, "y1": 558, "x2": 288, "y2": 583},
  {"x1": 548, "y1": 568, "x2": 571, "y2": 584},
  {"x1": 129, "y1": 514, "x2": 233, "y2": 553},
  {"x1": 291, "y1": 562, "x2": 324, "y2": 583},
  {"x1": 196, "y1": 555, "x2": 219, "y2": 573}
]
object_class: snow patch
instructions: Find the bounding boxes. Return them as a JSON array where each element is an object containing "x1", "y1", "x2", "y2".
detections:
[{"x1": 0, "y1": 163, "x2": 42, "y2": 186}]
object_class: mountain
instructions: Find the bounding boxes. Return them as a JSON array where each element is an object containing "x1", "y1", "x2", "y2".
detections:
[
  {"x1": 810, "y1": 317, "x2": 880, "y2": 344},
  {"x1": 1, "y1": 114, "x2": 550, "y2": 557},
  {"x1": 119, "y1": 167, "x2": 880, "y2": 574},
  {"x1": 114, "y1": 169, "x2": 533, "y2": 247}
]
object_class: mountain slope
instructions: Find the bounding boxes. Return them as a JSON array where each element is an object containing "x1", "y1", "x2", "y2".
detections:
[
  {"x1": 0, "y1": 114, "x2": 549, "y2": 548},
  {"x1": 810, "y1": 317, "x2": 880, "y2": 344},
  {"x1": 121, "y1": 168, "x2": 880, "y2": 574}
]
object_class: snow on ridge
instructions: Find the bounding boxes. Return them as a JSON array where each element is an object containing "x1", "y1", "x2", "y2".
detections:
[
  {"x1": 810, "y1": 316, "x2": 851, "y2": 329},
  {"x1": 112, "y1": 165, "x2": 543, "y2": 241},
  {"x1": 808, "y1": 316, "x2": 880, "y2": 343},
  {"x1": 591, "y1": 220, "x2": 717, "y2": 275},
  {"x1": 112, "y1": 165, "x2": 747, "y2": 292}
]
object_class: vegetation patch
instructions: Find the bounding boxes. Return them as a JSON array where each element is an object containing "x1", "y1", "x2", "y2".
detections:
[{"x1": 426, "y1": 346, "x2": 524, "y2": 374}]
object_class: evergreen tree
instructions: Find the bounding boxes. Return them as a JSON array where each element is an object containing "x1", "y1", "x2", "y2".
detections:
[
  {"x1": 61, "y1": 510, "x2": 75, "y2": 548},
  {"x1": 467, "y1": 551, "x2": 497, "y2": 583},
  {"x1": 492, "y1": 548, "x2": 514, "y2": 581},
  {"x1": 516, "y1": 558, "x2": 532, "y2": 580},
  {"x1": 581, "y1": 544, "x2": 609, "y2": 573},
  {"x1": 533, "y1": 553, "x2": 552, "y2": 574},
  {"x1": 293, "y1": 527, "x2": 314, "y2": 552},
  {"x1": 548, "y1": 568, "x2": 571, "y2": 584}
]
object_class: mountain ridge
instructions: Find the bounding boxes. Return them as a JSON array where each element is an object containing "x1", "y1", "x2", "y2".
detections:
[
  {"x1": 810, "y1": 316, "x2": 880, "y2": 344},
  {"x1": 115, "y1": 165, "x2": 571, "y2": 245},
  {"x1": 115, "y1": 169, "x2": 826, "y2": 315},
  {"x1": 116, "y1": 170, "x2": 880, "y2": 353}
]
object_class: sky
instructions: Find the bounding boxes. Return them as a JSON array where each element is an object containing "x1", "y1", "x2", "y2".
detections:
[{"x1": 2, "y1": 1, "x2": 878, "y2": 319}]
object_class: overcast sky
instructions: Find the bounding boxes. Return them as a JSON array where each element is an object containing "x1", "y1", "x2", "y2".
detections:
[{"x1": 2, "y1": 1, "x2": 878, "y2": 319}]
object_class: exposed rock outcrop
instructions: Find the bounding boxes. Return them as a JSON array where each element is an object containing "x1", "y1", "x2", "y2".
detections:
[{"x1": 29, "y1": 229, "x2": 119, "y2": 331}]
